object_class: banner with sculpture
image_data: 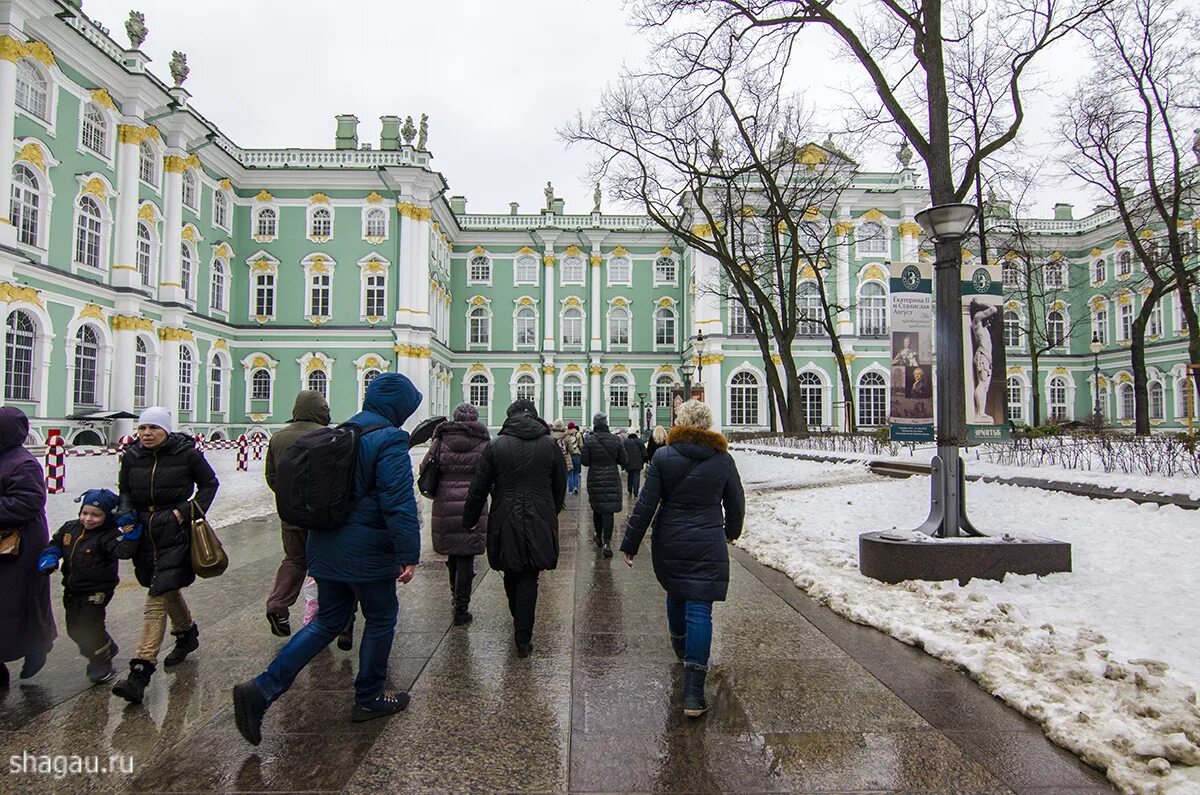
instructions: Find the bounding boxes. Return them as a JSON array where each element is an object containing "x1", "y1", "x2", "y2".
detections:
[{"x1": 961, "y1": 263, "x2": 1009, "y2": 444}]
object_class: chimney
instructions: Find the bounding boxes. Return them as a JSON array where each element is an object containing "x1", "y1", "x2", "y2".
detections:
[
  {"x1": 551, "y1": 197, "x2": 565, "y2": 215},
  {"x1": 509, "y1": 202, "x2": 520, "y2": 215},
  {"x1": 449, "y1": 195, "x2": 467, "y2": 214},
  {"x1": 380, "y1": 116, "x2": 401, "y2": 151},
  {"x1": 334, "y1": 114, "x2": 359, "y2": 150},
  {"x1": 1053, "y1": 203, "x2": 1074, "y2": 221}
]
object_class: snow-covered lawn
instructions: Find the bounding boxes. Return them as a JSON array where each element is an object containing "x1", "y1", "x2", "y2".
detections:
[{"x1": 734, "y1": 450, "x2": 1200, "y2": 795}]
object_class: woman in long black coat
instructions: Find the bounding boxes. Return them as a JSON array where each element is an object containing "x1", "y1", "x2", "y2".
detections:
[
  {"x1": 0, "y1": 407, "x2": 56, "y2": 685},
  {"x1": 421, "y1": 402, "x2": 489, "y2": 625},
  {"x1": 580, "y1": 412, "x2": 626, "y2": 557},
  {"x1": 620, "y1": 400, "x2": 745, "y2": 719},
  {"x1": 463, "y1": 399, "x2": 566, "y2": 657}
]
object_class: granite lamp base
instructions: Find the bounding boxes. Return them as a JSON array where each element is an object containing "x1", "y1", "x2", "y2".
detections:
[{"x1": 858, "y1": 531, "x2": 1071, "y2": 586}]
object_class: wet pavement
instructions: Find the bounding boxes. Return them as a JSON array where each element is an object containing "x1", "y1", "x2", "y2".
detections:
[{"x1": 0, "y1": 487, "x2": 1115, "y2": 793}]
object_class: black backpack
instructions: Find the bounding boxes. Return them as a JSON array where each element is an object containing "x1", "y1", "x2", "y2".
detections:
[{"x1": 274, "y1": 422, "x2": 389, "y2": 530}]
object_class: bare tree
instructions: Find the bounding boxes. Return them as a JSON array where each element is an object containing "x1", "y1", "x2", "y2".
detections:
[{"x1": 1061, "y1": 0, "x2": 1200, "y2": 434}]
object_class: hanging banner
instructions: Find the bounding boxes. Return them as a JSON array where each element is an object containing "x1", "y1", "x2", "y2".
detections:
[
  {"x1": 962, "y1": 263, "x2": 1009, "y2": 444},
  {"x1": 889, "y1": 262, "x2": 934, "y2": 442}
]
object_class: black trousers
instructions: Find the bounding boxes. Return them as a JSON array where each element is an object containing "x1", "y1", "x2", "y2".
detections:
[
  {"x1": 627, "y1": 470, "x2": 642, "y2": 495},
  {"x1": 446, "y1": 554, "x2": 475, "y2": 611},
  {"x1": 63, "y1": 590, "x2": 116, "y2": 663},
  {"x1": 502, "y1": 570, "x2": 540, "y2": 645},
  {"x1": 592, "y1": 511, "x2": 615, "y2": 544}
]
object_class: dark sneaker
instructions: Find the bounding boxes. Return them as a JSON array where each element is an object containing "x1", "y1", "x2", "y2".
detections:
[
  {"x1": 233, "y1": 682, "x2": 267, "y2": 745},
  {"x1": 163, "y1": 623, "x2": 199, "y2": 667},
  {"x1": 266, "y1": 612, "x2": 291, "y2": 637},
  {"x1": 351, "y1": 691, "x2": 410, "y2": 723},
  {"x1": 452, "y1": 610, "x2": 473, "y2": 626},
  {"x1": 86, "y1": 659, "x2": 115, "y2": 684},
  {"x1": 602, "y1": 543, "x2": 613, "y2": 559},
  {"x1": 516, "y1": 641, "x2": 534, "y2": 658}
]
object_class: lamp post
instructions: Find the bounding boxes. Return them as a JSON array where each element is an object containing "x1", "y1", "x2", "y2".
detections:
[
  {"x1": 695, "y1": 329, "x2": 707, "y2": 389},
  {"x1": 1091, "y1": 332, "x2": 1103, "y2": 431},
  {"x1": 636, "y1": 391, "x2": 648, "y2": 433},
  {"x1": 913, "y1": 202, "x2": 979, "y2": 538},
  {"x1": 679, "y1": 362, "x2": 695, "y2": 403}
]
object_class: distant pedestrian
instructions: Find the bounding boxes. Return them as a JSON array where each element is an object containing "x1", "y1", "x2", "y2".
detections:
[
  {"x1": 581, "y1": 412, "x2": 627, "y2": 558},
  {"x1": 550, "y1": 419, "x2": 573, "y2": 479},
  {"x1": 0, "y1": 407, "x2": 57, "y2": 686},
  {"x1": 463, "y1": 399, "x2": 566, "y2": 657},
  {"x1": 623, "y1": 430, "x2": 647, "y2": 497},
  {"x1": 421, "y1": 402, "x2": 490, "y2": 625},
  {"x1": 646, "y1": 425, "x2": 668, "y2": 461},
  {"x1": 264, "y1": 390, "x2": 331, "y2": 638},
  {"x1": 564, "y1": 422, "x2": 583, "y2": 494},
  {"x1": 620, "y1": 400, "x2": 745, "y2": 718},
  {"x1": 234, "y1": 374, "x2": 423, "y2": 745}
]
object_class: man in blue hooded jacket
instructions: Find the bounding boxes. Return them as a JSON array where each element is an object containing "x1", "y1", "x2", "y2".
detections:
[{"x1": 233, "y1": 373, "x2": 422, "y2": 745}]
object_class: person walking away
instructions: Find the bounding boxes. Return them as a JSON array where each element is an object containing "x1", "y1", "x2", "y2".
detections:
[
  {"x1": 233, "y1": 373, "x2": 423, "y2": 745},
  {"x1": 421, "y1": 402, "x2": 489, "y2": 625},
  {"x1": 462, "y1": 399, "x2": 566, "y2": 657},
  {"x1": 38, "y1": 489, "x2": 133, "y2": 683},
  {"x1": 619, "y1": 400, "x2": 745, "y2": 718},
  {"x1": 0, "y1": 407, "x2": 57, "y2": 686},
  {"x1": 580, "y1": 412, "x2": 626, "y2": 558},
  {"x1": 550, "y1": 420, "x2": 573, "y2": 484},
  {"x1": 111, "y1": 407, "x2": 219, "y2": 703},
  {"x1": 646, "y1": 425, "x2": 668, "y2": 461},
  {"x1": 564, "y1": 422, "x2": 583, "y2": 494},
  {"x1": 264, "y1": 390, "x2": 331, "y2": 637},
  {"x1": 623, "y1": 430, "x2": 647, "y2": 497}
]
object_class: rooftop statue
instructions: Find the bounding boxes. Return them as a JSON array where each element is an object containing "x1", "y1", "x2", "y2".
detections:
[
  {"x1": 169, "y1": 50, "x2": 189, "y2": 87},
  {"x1": 417, "y1": 114, "x2": 428, "y2": 150},
  {"x1": 125, "y1": 11, "x2": 147, "y2": 50},
  {"x1": 898, "y1": 140, "x2": 914, "y2": 168},
  {"x1": 401, "y1": 116, "x2": 416, "y2": 146},
  {"x1": 545, "y1": 181, "x2": 555, "y2": 210},
  {"x1": 593, "y1": 183, "x2": 602, "y2": 213}
]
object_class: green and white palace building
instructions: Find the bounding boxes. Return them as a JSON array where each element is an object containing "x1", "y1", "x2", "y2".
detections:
[{"x1": 0, "y1": 0, "x2": 1194, "y2": 444}]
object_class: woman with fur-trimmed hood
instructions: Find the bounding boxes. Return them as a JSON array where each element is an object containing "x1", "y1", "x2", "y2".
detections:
[{"x1": 619, "y1": 400, "x2": 745, "y2": 719}]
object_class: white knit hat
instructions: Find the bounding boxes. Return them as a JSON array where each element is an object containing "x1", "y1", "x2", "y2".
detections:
[
  {"x1": 137, "y1": 406, "x2": 173, "y2": 434},
  {"x1": 674, "y1": 399, "x2": 713, "y2": 430}
]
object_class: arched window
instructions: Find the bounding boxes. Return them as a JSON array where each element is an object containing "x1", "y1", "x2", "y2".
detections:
[
  {"x1": 515, "y1": 373, "x2": 537, "y2": 402},
  {"x1": 609, "y1": 374, "x2": 630, "y2": 409},
  {"x1": 654, "y1": 307, "x2": 676, "y2": 347},
  {"x1": 251, "y1": 369, "x2": 272, "y2": 401},
  {"x1": 1003, "y1": 311, "x2": 1021, "y2": 348},
  {"x1": 15, "y1": 60, "x2": 48, "y2": 119},
  {"x1": 1049, "y1": 375, "x2": 1070, "y2": 421},
  {"x1": 1116, "y1": 382, "x2": 1135, "y2": 421},
  {"x1": 514, "y1": 306, "x2": 537, "y2": 347},
  {"x1": 1045, "y1": 261, "x2": 1065, "y2": 289},
  {"x1": 858, "y1": 282, "x2": 887, "y2": 336},
  {"x1": 469, "y1": 255, "x2": 491, "y2": 283},
  {"x1": 10, "y1": 164, "x2": 40, "y2": 247},
  {"x1": 310, "y1": 207, "x2": 332, "y2": 238},
  {"x1": 4, "y1": 310, "x2": 36, "y2": 401},
  {"x1": 562, "y1": 255, "x2": 584, "y2": 283},
  {"x1": 729, "y1": 371, "x2": 761, "y2": 426},
  {"x1": 608, "y1": 306, "x2": 630, "y2": 346},
  {"x1": 178, "y1": 347, "x2": 193, "y2": 413},
  {"x1": 654, "y1": 256, "x2": 677, "y2": 283},
  {"x1": 81, "y1": 103, "x2": 108, "y2": 156},
  {"x1": 562, "y1": 307, "x2": 584, "y2": 346},
  {"x1": 799, "y1": 282, "x2": 824, "y2": 336},
  {"x1": 857, "y1": 221, "x2": 887, "y2": 254},
  {"x1": 74, "y1": 196, "x2": 104, "y2": 269},
  {"x1": 1149, "y1": 382, "x2": 1164, "y2": 421},
  {"x1": 798, "y1": 372, "x2": 823, "y2": 427},
  {"x1": 515, "y1": 254, "x2": 539, "y2": 283},
  {"x1": 182, "y1": 170, "x2": 198, "y2": 210},
  {"x1": 608, "y1": 255, "x2": 631, "y2": 283},
  {"x1": 213, "y1": 190, "x2": 229, "y2": 229},
  {"x1": 181, "y1": 243, "x2": 194, "y2": 300},
  {"x1": 209, "y1": 357, "x2": 224, "y2": 413},
  {"x1": 362, "y1": 368, "x2": 381, "y2": 393},
  {"x1": 562, "y1": 374, "x2": 583, "y2": 409},
  {"x1": 255, "y1": 207, "x2": 277, "y2": 239},
  {"x1": 857, "y1": 371, "x2": 887, "y2": 427},
  {"x1": 728, "y1": 301, "x2": 749, "y2": 335},
  {"x1": 655, "y1": 374, "x2": 675, "y2": 413},
  {"x1": 133, "y1": 337, "x2": 149, "y2": 409},
  {"x1": 1118, "y1": 251, "x2": 1132, "y2": 277},
  {"x1": 210, "y1": 260, "x2": 226, "y2": 311},
  {"x1": 138, "y1": 141, "x2": 158, "y2": 186},
  {"x1": 1047, "y1": 310, "x2": 1066, "y2": 348},
  {"x1": 1006, "y1": 377, "x2": 1024, "y2": 423},
  {"x1": 308, "y1": 271, "x2": 331, "y2": 318},
  {"x1": 73, "y1": 325, "x2": 101, "y2": 407},
  {"x1": 135, "y1": 222, "x2": 153, "y2": 285},
  {"x1": 307, "y1": 369, "x2": 328, "y2": 399},
  {"x1": 365, "y1": 207, "x2": 386, "y2": 239},
  {"x1": 468, "y1": 373, "x2": 490, "y2": 407},
  {"x1": 1093, "y1": 259, "x2": 1105, "y2": 284},
  {"x1": 469, "y1": 306, "x2": 490, "y2": 345}
]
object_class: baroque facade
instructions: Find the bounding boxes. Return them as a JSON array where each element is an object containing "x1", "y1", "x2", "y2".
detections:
[{"x1": 0, "y1": 0, "x2": 1194, "y2": 444}]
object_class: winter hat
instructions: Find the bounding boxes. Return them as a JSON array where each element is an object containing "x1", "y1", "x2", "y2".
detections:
[
  {"x1": 78, "y1": 488, "x2": 119, "y2": 517},
  {"x1": 567, "y1": 422, "x2": 577, "y2": 430},
  {"x1": 674, "y1": 399, "x2": 713, "y2": 430},
  {"x1": 592, "y1": 412, "x2": 609, "y2": 430},
  {"x1": 137, "y1": 406, "x2": 173, "y2": 434},
  {"x1": 453, "y1": 402, "x2": 480, "y2": 423},
  {"x1": 507, "y1": 398, "x2": 539, "y2": 418},
  {"x1": 551, "y1": 419, "x2": 566, "y2": 432}
]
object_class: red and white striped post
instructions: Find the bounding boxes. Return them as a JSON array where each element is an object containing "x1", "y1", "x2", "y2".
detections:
[
  {"x1": 236, "y1": 434, "x2": 249, "y2": 472},
  {"x1": 44, "y1": 432, "x2": 66, "y2": 494},
  {"x1": 194, "y1": 432, "x2": 206, "y2": 451},
  {"x1": 251, "y1": 432, "x2": 264, "y2": 461},
  {"x1": 117, "y1": 434, "x2": 136, "y2": 459}
]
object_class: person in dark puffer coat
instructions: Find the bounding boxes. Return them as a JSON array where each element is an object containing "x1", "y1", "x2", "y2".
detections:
[
  {"x1": 421, "y1": 402, "x2": 489, "y2": 625},
  {"x1": 111, "y1": 407, "x2": 219, "y2": 704},
  {"x1": 462, "y1": 399, "x2": 566, "y2": 657},
  {"x1": 620, "y1": 400, "x2": 745, "y2": 720},
  {"x1": 580, "y1": 412, "x2": 627, "y2": 557},
  {"x1": 623, "y1": 431, "x2": 648, "y2": 497}
]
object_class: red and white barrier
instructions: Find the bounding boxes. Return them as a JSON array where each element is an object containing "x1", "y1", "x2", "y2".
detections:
[
  {"x1": 236, "y1": 434, "x2": 249, "y2": 472},
  {"x1": 44, "y1": 433, "x2": 66, "y2": 493},
  {"x1": 250, "y1": 432, "x2": 265, "y2": 461},
  {"x1": 194, "y1": 432, "x2": 206, "y2": 451}
]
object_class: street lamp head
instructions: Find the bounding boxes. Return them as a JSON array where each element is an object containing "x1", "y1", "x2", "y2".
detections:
[
  {"x1": 1090, "y1": 331, "x2": 1102, "y2": 355},
  {"x1": 914, "y1": 203, "x2": 978, "y2": 243},
  {"x1": 695, "y1": 329, "x2": 707, "y2": 355},
  {"x1": 679, "y1": 362, "x2": 695, "y2": 381}
]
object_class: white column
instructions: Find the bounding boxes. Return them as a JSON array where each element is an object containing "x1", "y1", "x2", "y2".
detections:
[
  {"x1": 542, "y1": 250, "x2": 556, "y2": 352},
  {"x1": 0, "y1": 34, "x2": 21, "y2": 248},
  {"x1": 835, "y1": 219, "x2": 853, "y2": 335},
  {"x1": 159, "y1": 152, "x2": 186, "y2": 303},
  {"x1": 590, "y1": 253, "x2": 603, "y2": 350},
  {"x1": 589, "y1": 364, "x2": 602, "y2": 422},
  {"x1": 900, "y1": 218, "x2": 920, "y2": 262},
  {"x1": 110, "y1": 317, "x2": 139, "y2": 412},
  {"x1": 394, "y1": 211, "x2": 415, "y2": 325},
  {"x1": 111, "y1": 124, "x2": 144, "y2": 288},
  {"x1": 543, "y1": 367, "x2": 555, "y2": 419},
  {"x1": 158, "y1": 335, "x2": 180, "y2": 410},
  {"x1": 702, "y1": 351, "x2": 724, "y2": 432},
  {"x1": 691, "y1": 249, "x2": 722, "y2": 337}
]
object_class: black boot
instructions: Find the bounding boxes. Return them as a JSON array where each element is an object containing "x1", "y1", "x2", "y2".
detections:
[
  {"x1": 20, "y1": 648, "x2": 48, "y2": 679},
  {"x1": 670, "y1": 633, "x2": 686, "y2": 661},
  {"x1": 163, "y1": 623, "x2": 199, "y2": 667},
  {"x1": 682, "y1": 666, "x2": 708, "y2": 718},
  {"x1": 112, "y1": 659, "x2": 155, "y2": 704}
]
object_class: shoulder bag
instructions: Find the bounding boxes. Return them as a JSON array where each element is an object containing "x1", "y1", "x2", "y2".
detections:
[
  {"x1": 0, "y1": 528, "x2": 20, "y2": 558},
  {"x1": 417, "y1": 438, "x2": 442, "y2": 499},
  {"x1": 189, "y1": 501, "x2": 229, "y2": 578}
]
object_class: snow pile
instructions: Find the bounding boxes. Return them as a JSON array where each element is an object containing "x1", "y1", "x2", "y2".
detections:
[{"x1": 733, "y1": 451, "x2": 1200, "y2": 795}]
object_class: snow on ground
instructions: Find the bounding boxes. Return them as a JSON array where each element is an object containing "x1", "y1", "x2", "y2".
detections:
[{"x1": 734, "y1": 450, "x2": 1200, "y2": 795}]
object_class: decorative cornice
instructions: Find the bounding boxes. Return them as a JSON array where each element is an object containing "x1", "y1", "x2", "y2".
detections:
[
  {"x1": 394, "y1": 344, "x2": 432, "y2": 359},
  {"x1": 144, "y1": 126, "x2": 161, "y2": 142},
  {"x1": 589, "y1": 365, "x2": 604, "y2": 375},
  {"x1": 25, "y1": 41, "x2": 55, "y2": 67},
  {"x1": 694, "y1": 353, "x2": 725, "y2": 366},
  {"x1": 898, "y1": 221, "x2": 923, "y2": 238},
  {"x1": 111, "y1": 315, "x2": 153, "y2": 332},
  {"x1": 543, "y1": 255, "x2": 557, "y2": 267},
  {"x1": 542, "y1": 365, "x2": 557, "y2": 374},
  {"x1": 163, "y1": 155, "x2": 189, "y2": 174},
  {"x1": 397, "y1": 202, "x2": 433, "y2": 221},
  {"x1": 87, "y1": 87, "x2": 117, "y2": 111},
  {"x1": 158, "y1": 327, "x2": 194, "y2": 342},
  {"x1": 0, "y1": 36, "x2": 27, "y2": 63},
  {"x1": 117, "y1": 124, "x2": 146, "y2": 145},
  {"x1": 0, "y1": 283, "x2": 43, "y2": 307},
  {"x1": 590, "y1": 255, "x2": 603, "y2": 267},
  {"x1": 860, "y1": 208, "x2": 886, "y2": 222}
]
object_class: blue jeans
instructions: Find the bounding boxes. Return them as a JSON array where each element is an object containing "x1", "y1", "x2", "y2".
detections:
[
  {"x1": 254, "y1": 578, "x2": 398, "y2": 706},
  {"x1": 666, "y1": 595, "x2": 713, "y2": 670},
  {"x1": 568, "y1": 454, "x2": 582, "y2": 492}
]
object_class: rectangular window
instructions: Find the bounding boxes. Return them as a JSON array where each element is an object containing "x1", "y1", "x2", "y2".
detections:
[
  {"x1": 515, "y1": 313, "x2": 537, "y2": 346},
  {"x1": 654, "y1": 257, "x2": 677, "y2": 284},
  {"x1": 655, "y1": 312, "x2": 675, "y2": 346},
  {"x1": 562, "y1": 312, "x2": 583, "y2": 346},
  {"x1": 561, "y1": 256, "x2": 585, "y2": 284},
  {"x1": 563, "y1": 383, "x2": 582, "y2": 408},
  {"x1": 209, "y1": 366, "x2": 223, "y2": 413},
  {"x1": 1007, "y1": 379, "x2": 1024, "y2": 422},
  {"x1": 1119, "y1": 303, "x2": 1133, "y2": 341},
  {"x1": 608, "y1": 256, "x2": 631, "y2": 284},
  {"x1": 255, "y1": 274, "x2": 275, "y2": 318},
  {"x1": 609, "y1": 384, "x2": 629, "y2": 408},
  {"x1": 609, "y1": 312, "x2": 630, "y2": 346},
  {"x1": 365, "y1": 275, "x2": 386, "y2": 318},
  {"x1": 1093, "y1": 310, "x2": 1108, "y2": 345},
  {"x1": 309, "y1": 274, "x2": 331, "y2": 317},
  {"x1": 515, "y1": 255, "x2": 539, "y2": 283},
  {"x1": 1149, "y1": 303, "x2": 1163, "y2": 337},
  {"x1": 729, "y1": 302, "x2": 749, "y2": 335}
]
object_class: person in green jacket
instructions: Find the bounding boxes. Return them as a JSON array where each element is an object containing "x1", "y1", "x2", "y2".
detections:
[{"x1": 264, "y1": 390, "x2": 331, "y2": 637}]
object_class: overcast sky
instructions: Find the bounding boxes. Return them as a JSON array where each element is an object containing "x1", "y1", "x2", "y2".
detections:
[{"x1": 81, "y1": 0, "x2": 1096, "y2": 218}]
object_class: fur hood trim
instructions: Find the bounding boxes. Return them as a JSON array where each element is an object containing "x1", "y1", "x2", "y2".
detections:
[{"x1": 667, "y1": 425, "x2": 728, "y2": 453}]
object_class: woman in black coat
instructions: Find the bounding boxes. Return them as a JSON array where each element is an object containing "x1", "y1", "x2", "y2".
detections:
[
  {"x1": 623, "y1": 431, "x2": 648, "y2": 498},
  {"x1": 463, "y1": 400, "x2": 566, "y2": 657},
  {"x1": 580, "y1": 412, "x2": 626, "y2": 557},
  {"x1": 111, "y1": 407, "x2": 219, "y2": 704},
  {"x1": 620, "y1": 400, "x2": 745, "y2": 719}
]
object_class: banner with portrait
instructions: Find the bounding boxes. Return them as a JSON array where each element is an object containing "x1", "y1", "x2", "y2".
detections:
[
  {"x1": 888, "y1": 262, "x2": 934, "y2": 442},
  {"x1": 961, "y1": 264, "x2": 1009, "y2": 444}
]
